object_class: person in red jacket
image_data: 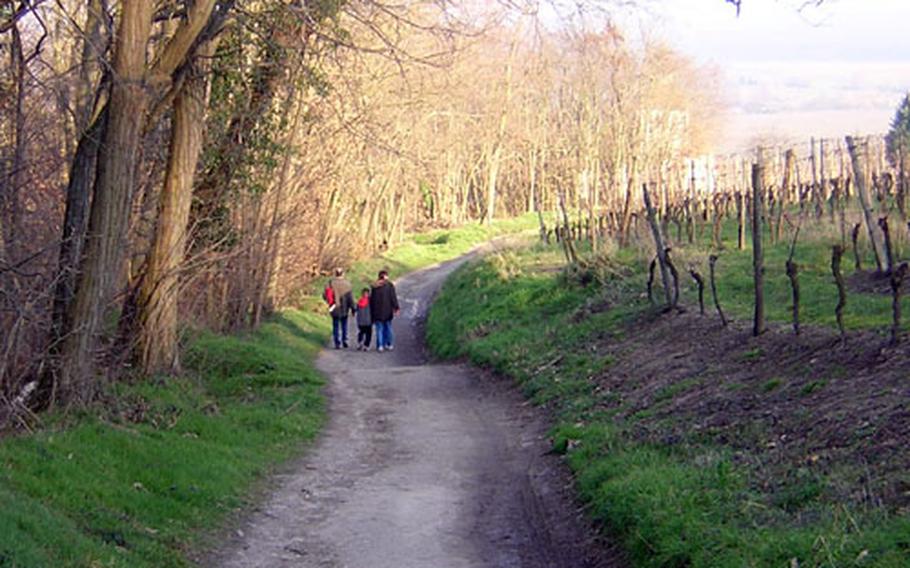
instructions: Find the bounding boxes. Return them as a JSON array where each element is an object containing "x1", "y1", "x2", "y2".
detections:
[
  {"x1": 326, "y1": 268, "x2": 355, "y2": 348},
  {"x1": 323, "y1": 282, "x2": 335, "y2": 312}
]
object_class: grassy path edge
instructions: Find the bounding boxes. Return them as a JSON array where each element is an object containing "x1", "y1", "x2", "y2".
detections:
[
  {"x1": 426, "y1": 244, "x2": 910, "y2": 568},
  {"x1": 0, "y1": 216, "x2": 536, "y2": 568}
]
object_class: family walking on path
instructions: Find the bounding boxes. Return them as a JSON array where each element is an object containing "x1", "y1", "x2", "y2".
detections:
[{"x1": 324, "y1": 268, "x2": 399, "y2": 352}]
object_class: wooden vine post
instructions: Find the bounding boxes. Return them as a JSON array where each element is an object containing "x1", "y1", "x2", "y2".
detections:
[
  {"x1": 832, "y1": 245, "x2": 847, "y2": 341},
  {"x1": 851, "y1": 222, "x2": 862, "y2": 271},
  {"x1": 736, "y1": 190, "x2": 746, "y2": 250},
  {"x1": 752, "y1": 160, "x2": 766, "y2": 336},
  {"x1": 643, "y1": 183, "x2": 675, "y2": 310},
  {"x1": 846, "y1": 135, "x2": 884, "y2": 274},
  {"x1": 557, "y1": 190, "x2": 578, "y2": 265},
  {"x1": 784, "y1": 171, "x2": 808, "y2": 336},
  {"x1": 779, "y1": 149, "x2": 795, "y2": 243},
  {"x1": 890, "y1": 263, "x2": 909, "y2": 345},
  {"x1": 665, "y1": 247, "x2": 681, "y2": 307},
  {"x1": 712, "y1": 194, "x2": 724, "y2": 249},
  {"x1": 786, "y1": 259, "x2": 800, "y2": 335},
  {"x1": 688, "y1": 160, "x2": 698, "y2": 243},
  {"x1": 647, "y1": 257, "x2": 657, "y2": 305},
  {"x1": 689, "y1": 267, "x2": 706, "y2": 315},
  {"x1": 833, "y1": 179, "x2": 847, "y2": 246},
  {"x1": 708, "y1": 254, "x2": 728, "y2": 326},
  {"x1": 878, "y1": 217, "x2": 895, "y2": 275}
]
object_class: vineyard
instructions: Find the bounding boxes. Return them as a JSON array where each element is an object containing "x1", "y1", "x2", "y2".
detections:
[
  {"x1": 425, "y1": 131, "x2": 910, "y2": 566},
  {"x1": 537, "y1": 133, "x2": 909, "y2": 340}
]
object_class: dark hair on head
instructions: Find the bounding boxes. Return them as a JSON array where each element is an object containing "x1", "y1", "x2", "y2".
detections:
[
  {"x1": 378, "y1": 269, "x2": 388, "y2": 279},
  {"x1": 361, "y1": 287, "x2": 370, "y2": 294}
]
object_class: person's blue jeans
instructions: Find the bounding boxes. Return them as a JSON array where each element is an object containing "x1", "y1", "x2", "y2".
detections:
[
  {"x1": 332, "y1": 316, "x2": 349, "y2": 347},
  {"x1": 374, "y1": 319, "x2": 393, "y2": 349}
]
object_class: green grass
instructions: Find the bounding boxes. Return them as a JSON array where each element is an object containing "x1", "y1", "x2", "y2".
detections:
[
  {"x1": 426, "y1": 241, "x2": 910, "y2": 568},
  {"x1": 0, "y1": 311, "x2": 326, "y2": 568},
  {"x1": 675, "y1": 209, "x2": 910, "y2": 332},
  {"x1": 0, "y1": 216, "x2": 538, "y2": 567}
]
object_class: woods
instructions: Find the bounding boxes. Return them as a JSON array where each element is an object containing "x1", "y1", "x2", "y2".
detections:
[
  {"x1": 0, "y1": 0, "x2": 721, "y2": 414},
  {"x1": 0, "y1": 0, "x2": 903, "y2": 418}
]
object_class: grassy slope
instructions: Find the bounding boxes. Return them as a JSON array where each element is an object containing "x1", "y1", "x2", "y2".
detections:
[
  {"x1": 427, "y1": 233, "x2": 910, "y2": 567},
  {"x1": 0, "y1": 215, "x2": 537, "y2": 568}
]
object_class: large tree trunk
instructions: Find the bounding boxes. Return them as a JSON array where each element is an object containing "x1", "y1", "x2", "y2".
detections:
[
  {"x1": 49, "y1": 111, "x2": 107, "y2": 344},
  {"x1": 54, "y1": 0, "x2": 155, "y2": 405},
  {"x1": 48, "y1": 0, "x2": 111, "y2": 351},
  {"x1": 2, "y1": 21, "x2": 26, "y2": 258},
  {"x1": 74, "y1": 0, "x2": 107, "y2": 135},
  {"x1": 137, "y1": 44, "x2": 214, "y2": 375}
]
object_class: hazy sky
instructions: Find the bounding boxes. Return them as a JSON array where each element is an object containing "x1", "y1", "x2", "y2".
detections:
[{"x1": 647, "y1": 0, "x2": 910, "y2": 150}]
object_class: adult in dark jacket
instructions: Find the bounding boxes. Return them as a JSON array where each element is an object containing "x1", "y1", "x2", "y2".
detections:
[
  {"x1": 328, "y1": 268, "x2": 355, "y2": 348},
  {"x1": 369, "y1": 270, "x2": 399, "y2": 352}
]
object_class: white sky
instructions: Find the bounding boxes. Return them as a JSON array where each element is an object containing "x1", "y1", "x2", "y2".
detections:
[{"x1": 644, "y1": 0, "x2": 910, "y2": 151}]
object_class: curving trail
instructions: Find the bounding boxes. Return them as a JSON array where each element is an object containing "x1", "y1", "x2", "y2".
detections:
[{"x1": 205, "y1": 252, "x2": 625, "y2": 568}]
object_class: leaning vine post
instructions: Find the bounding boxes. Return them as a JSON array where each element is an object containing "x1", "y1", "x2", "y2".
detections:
[
  {"x1": 846, "y1": 135, "x2": 884, "y2": 274},
  {"x1": 708, "y1": 254, "x2": 728, "y2": 326},
  {"x1": 785, "y1": 190, "x2": 807, "y2": 335},
  {"x1": 751, "y1": 160, "x2": 766, "y2": 336},
  {"x1": 832, "y1": 245, "x2": 847, "y2": 341},
  {"x1": 643, "y1": 183, "x2": 675, "y2": 309}
]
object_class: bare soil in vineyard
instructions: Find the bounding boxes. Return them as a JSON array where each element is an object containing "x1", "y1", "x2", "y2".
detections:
[
  {"x1": 847, "y1": 269, "x2": 901, "y2": 295},
  {"x1": 593, "y1": 309, "x2": 910, "y2": 512}
]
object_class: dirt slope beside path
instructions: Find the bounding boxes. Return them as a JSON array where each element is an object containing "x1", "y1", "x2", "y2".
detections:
[{"x1": 204, "y1": 254, "x2": 625, "y2": 568}]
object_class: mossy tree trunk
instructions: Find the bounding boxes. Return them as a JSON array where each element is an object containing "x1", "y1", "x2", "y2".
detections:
[
  {"x1": 137, "y1": 42, "x2": 216, "y2": 375},
  {"x1": 56, "y1": 0, "x2": 156, "y2": 404},
  {"x1": 51, "y1": 0, "x2": 219, "y2": 405}
]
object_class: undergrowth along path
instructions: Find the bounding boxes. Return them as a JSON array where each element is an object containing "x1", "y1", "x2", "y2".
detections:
[{"x1": 207, "y1": 247, "x2": 624, "y2": 567}]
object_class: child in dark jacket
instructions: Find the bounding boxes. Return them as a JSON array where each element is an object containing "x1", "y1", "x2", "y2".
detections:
[{"x1": 355, "y1": 288, "x2": 372, "y2": 350}]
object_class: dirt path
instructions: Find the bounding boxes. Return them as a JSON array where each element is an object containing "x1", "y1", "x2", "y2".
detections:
[{"x1": 205, "y1": 253, "x2": 625, "y2": 568}]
